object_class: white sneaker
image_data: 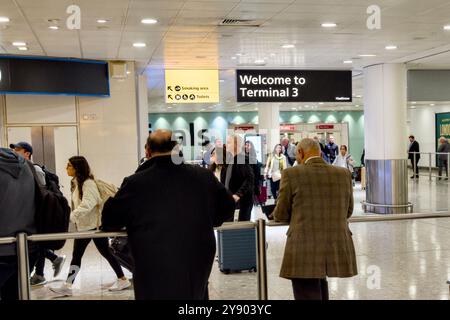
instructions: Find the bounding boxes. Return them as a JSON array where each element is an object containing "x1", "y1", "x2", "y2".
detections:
[
  {"x1": 108, "y1": 279, "x2": 131, "y2": 292},
  {"x1": 49, "y1": 282, "x2": 73, "y2": 296}
]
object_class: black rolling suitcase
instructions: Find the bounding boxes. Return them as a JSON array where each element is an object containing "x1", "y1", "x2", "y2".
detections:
[
  {"x1": 109, "y1": 237, "x2": 134, "y2": 273},
  {"x1": 217, "y1": 228, "x2": 257, "y2": 274}
]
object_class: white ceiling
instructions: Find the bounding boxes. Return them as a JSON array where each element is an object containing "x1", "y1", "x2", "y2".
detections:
[{"x1": 1, "y1": 0, "x2": 450, "y2": 113}]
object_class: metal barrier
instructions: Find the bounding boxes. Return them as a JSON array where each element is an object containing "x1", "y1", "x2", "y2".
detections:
[
  {"x1": 0, "y1": 219, "x2": 268, "y2": 301},
  {"x1": 411, "y1": 152, "x2": 450, "y2": 181}
]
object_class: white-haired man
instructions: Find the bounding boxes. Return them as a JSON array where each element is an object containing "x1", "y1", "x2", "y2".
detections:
[
  {"x1": 273, "y1": 138, "x2": 357, "y2": 300},
  {"x1": 437, "y1": 136, "x2": 450, "y2": 180}
]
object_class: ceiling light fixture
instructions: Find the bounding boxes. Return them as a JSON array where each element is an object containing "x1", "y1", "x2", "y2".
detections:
[
  {"x1": 385, "y1": 45, "x2": 397, "y2": 50},
  {"x1": 97, "y1": 19, "x2": 108, "y2": 24},
  {"x1": 358, "y1": 54, "x2": 377, "y2": 57},
  {"x1": 443, "y1": 25, "x2": 450, "y2": 30},
  {"x1": 282, "y1": 44, "x2": 295, "y2": 49},
  {"x1": 343, "y1": 60, "x2": 353, "y2": 64},
  {"x1": 231, "y1": 56, "x2": 237, "y2": 60},
  {"x1": 254, "y1": 59, "x2": 265, "y2": 64},
  {"x1": 141, "y1": 18, "x2": 158, "y2": 24},
  {"x1": 133, "y1": 42, "x2": 146, "y2": 48},
  {"x1": 49, "y1": 26, "x2": 59, "y2": 30},
  {"x1": 411, "y1": 101, "x2": 417, "y2": 104},
  {"x1": 321, "y1": 22, "x2": 337, "y2": 28},
  {"x1": 319, "y1": 102, "x2": 324, "y2": 105},
  {"x1": 12, "y1": 41, "x2": 26, "y2": 46},
  {"x1": 254, "y1": 108, "x2": 258, "y2": 111},
  {"x1": 430, "y1": 103, "x2": 435, "y2": 106},
  {"x1": 18, "y1": 47, "x2": 28, "y2": 51},
  {"x1": 0, "y1": 17, "x2": 10, "y2": 23}
]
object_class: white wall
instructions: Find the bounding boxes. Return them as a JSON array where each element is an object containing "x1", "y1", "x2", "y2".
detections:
[
  {"x1": 407, "y1": 105, "x2": 450, "y2": 166},
  {"x1": 78, "y1": 61, "x2": 139, "y2": 186}
]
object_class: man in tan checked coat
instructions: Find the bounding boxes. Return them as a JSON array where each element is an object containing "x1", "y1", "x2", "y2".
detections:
[{"x1": 273, "y1": 138, "x2": 357, "y2": 300}]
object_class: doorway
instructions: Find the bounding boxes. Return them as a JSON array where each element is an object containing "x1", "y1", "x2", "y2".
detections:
[{"x1": 7, "y1": 126, "x2": 78, "y2": 200}]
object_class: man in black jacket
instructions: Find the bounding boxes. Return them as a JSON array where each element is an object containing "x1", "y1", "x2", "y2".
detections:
[
  {"x1": 102, "y1": 130, "x2": 235, "y2": 300},
  {"x1": 222, "y1": 136, "x2": 254, "y2": 221},
  {"x1": 408, "y1": 135, "x2": 420, "y2": 179},
  {"x1": 0, "y1": 148, "x2": 37, "y2": 300}
]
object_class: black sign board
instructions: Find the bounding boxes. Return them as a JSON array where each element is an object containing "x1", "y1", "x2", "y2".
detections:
[
  {"x1": 236, "y1": 70, "x2": 352, "y2": 103},
  {"x1": 0, "y1": 56, "x2": 110, "y2": 96}
]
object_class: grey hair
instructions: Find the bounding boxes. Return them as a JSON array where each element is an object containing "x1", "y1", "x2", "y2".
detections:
[{"x1": 297, "y1": 138, "x2": 321, "y2": 154}]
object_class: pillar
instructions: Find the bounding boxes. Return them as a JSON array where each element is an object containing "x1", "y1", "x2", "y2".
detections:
[
  {"x1": 258, "y1": 103, "x2": 280, "y2": 155},
  {"x1": 364, "y1": 63, "x2": 408, "y2": 214}
]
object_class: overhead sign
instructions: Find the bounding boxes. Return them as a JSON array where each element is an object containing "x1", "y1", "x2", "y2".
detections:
[
  {"x1": 0, "y1": 56, "x2": 109, "y2": 96},
  {"x1": 280, "y1": 124, "x2": 296, "y2": 131},
  {"x1": 436, "y1": 112, "x2": 450, "y2": 149},
  {"x1": 316, "y1": 124, "x2": 335, "y2": 130},
  {"x1": 165, "y1": 69, "x2": 219, "y2": 103},
  {"x1": 236, "y1": 70, "x2": 352, "y2": 103}
]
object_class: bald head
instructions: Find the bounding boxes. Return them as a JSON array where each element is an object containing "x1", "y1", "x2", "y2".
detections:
[
  {"x1": 296, "y1": 138, "x2": 321, "y2": 164},
  {"x1": 146, "y1": 129, "x2": 177, "y2": 157}
]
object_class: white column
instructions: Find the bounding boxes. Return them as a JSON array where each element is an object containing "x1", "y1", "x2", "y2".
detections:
[
  {"x1": 258, "y1": 103, "x2": 280, "y2": 152},
  {"x1": 364, "y1": 64, "x2": 408, "y2": 159},
  {"x1": 137, "y1": 75, "x2": 149, "y2": 159},
  {"x1": 363, "y1": 63, "x2": 409, "y2": 214}
]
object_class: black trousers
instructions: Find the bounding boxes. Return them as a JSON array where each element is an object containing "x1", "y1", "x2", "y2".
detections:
[
  {"x1": 67, "y1": 236, "x2": 124, "y2": 284},
  {"x1": 270, "y1": 179, "x2": 280, "y2": 200},
  {"x1": 291, "y1": 278, "x2": 329, "y2": 300},
  {"x1": 410, "y1": 158, "x2": 420, "y2": 177},
  {"x1": 34, "y1": 247, "x2": 58, "y2": 276},
  {"x1": 0, "y1": 253, "x2": 37, "y2": 301},
  {"x1": 438, "y1": 160, "x2": 448, "y2": 178}
]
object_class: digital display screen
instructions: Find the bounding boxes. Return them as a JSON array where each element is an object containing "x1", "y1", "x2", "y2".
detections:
[
  {"x1": 236, "y1": 70, "x2": 352, "y2": 103},
  {"x1": 0, "y1": 56, "x2": 109, "y2": 96}
]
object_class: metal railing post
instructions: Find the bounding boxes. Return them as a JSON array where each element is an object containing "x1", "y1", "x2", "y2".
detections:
[
  {"x1": 256, "y1": 219, "x2": 268, "y2": 300},
  {"x1": 413, "y1": 152, "x2": 417, "y2": 180},
  {"x1": 429, "y1": 153, "x2": 432, "y2": 181},
  {"x1": 16, "y1": 233, "x2": 31, "y2": 300},
  {"x1": 447, "y1": 153, "x2": 449, "y2": 181}
]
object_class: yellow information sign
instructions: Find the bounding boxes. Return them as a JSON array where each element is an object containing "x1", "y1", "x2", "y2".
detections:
[{"x1": 165, "y1": 69, "x2": 219, "y2": 103}]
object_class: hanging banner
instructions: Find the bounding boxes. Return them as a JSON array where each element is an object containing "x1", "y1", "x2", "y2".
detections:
[{"x1": 236, "y1": 70, "x2": 352, "y2": 102}]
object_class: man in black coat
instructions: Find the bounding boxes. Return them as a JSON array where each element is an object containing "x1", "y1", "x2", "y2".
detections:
[
  {"x1": 101, "y1": 130, "x2": 235, "y2": 300},
  {"x1": 408, "y1": 135, "x2": 420, "y2": 179},
  {"x1": 221, "y1": 136, "x2": 254, "y2": 222}
]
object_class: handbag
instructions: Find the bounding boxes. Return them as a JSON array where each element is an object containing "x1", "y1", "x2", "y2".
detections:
[{"x1": 272, "y1": 170, "x2": 281, "y2": 182}]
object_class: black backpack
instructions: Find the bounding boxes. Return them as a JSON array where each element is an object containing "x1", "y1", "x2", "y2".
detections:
[{"x1": 27, "y1": 162, "x2": 71, "y2": 250}]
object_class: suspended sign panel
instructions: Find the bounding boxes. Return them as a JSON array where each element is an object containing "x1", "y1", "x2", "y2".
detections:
[
  {"x1": 165, "y1": 69, "x2": 219, "y2": 103},
  {"x1": 236, "y1": 70, "x2": 352, "y2": 103}
]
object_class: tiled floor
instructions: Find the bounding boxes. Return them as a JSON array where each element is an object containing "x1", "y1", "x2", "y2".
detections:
[{"x1": 32, "y1": 216, "x2": 450, "y2": 300}]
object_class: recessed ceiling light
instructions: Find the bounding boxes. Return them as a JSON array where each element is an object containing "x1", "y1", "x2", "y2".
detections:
[
  {"x1": 254, "y1": 108, "x2": 258, "y2": 111},
  {"x1": 443, "y1": 25, "x2": 450, "y2": 30},
  {"x1": 358, "y1": 54, "x2": 377, "y2": 57},
  {"x1": 321, "y1": 22, "x2": 337, "y2": 28},
  {"x1": 385, "y1": 45, "x2": 397, "y2": 50},
  {"x1": 231, "y1": 56, "x2": 237, "y2": 60},
  {"x1": 430, "y1": 103, "x2": 435, "y2": 106},
  {"x1": 236, "y1": 53, "x2": 243, "y2": 56},
  {"x1": 355, "y1": 105, "x2": 360, "y2": 107},
  {"x1": 12, "y1": 41, "x2": 26, "y2": 46},
  {"x1": 167, "y1": 106, "x2": 172, "y2": 109},
  {"x1": 411, "y1": 101, "x2": 417, "y2": 104},
  {"x1": 133, "y1": 42, "x2": 146, "y2": 48},
  {"x1": 291, "y1": 107, "x2": 297, "y2": 111},
  {"x1": 141, "y1": 18, "x2": 158, "y2": 24},
  {"x1": 255, "y1": 59, "x2": 265, "y2": 64},
  {"x1": 343, "y1": 60, "x2": 353, "y2": 64},
  {"x1": 18, "y1": 47, "x2": 28, "y2": 51},
  {"x1": 282, "y1": 44, "x2": 295, "y2": 49},
  {"x1": 48, "y1": 26, "x2": 59, "y2": 30},
  {"x1": 319, "y1": 102, "x2": 324, "y2": 105},
  {"x1": 126, "y1": 71, "x2": 131, "y2": 74},
  {"x1": 0, "y1": 17, "x2": 10, "y2": 23},
  {"x1": 410, "y1": 106, "x2": 416, "y2": 109},
  {"x1": 97, "y1": 19, "x2": 108, "y2": 24}
]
